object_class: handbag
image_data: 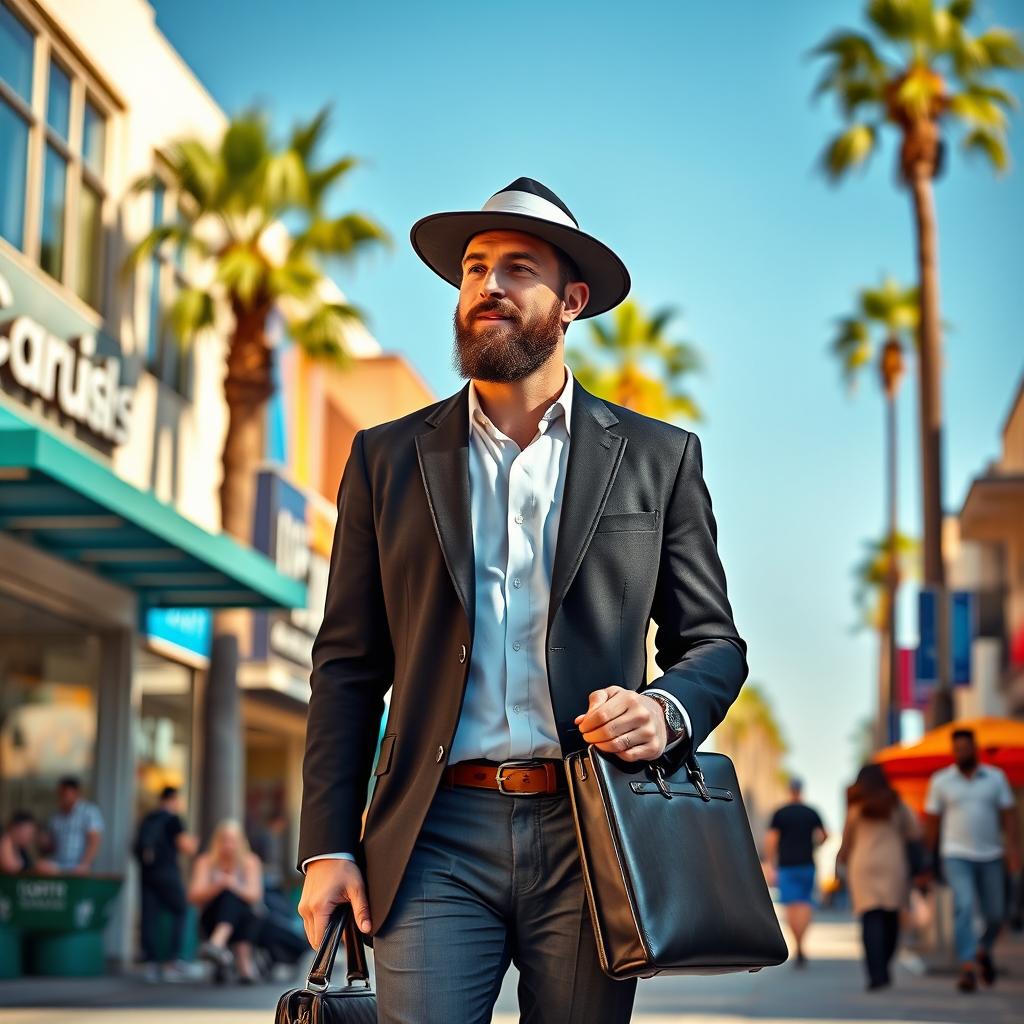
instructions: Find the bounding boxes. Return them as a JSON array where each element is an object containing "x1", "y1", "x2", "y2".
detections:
[
  {"x1": 275, "y1": 904, "x2": 377, "y2": 1023},
  {"x1": 564, "y1": 743, "x2": 789, "y2": 979}
]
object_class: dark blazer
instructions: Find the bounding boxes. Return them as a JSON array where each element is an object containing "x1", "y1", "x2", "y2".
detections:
[{"x1": 298, "y1": 376, "x2": 748, "y2": 934}]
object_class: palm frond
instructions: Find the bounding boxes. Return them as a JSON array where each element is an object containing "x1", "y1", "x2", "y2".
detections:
[
  {"x1": 821, "y1": 123, "x2": 879, "y2": 179},
  {"x1": 866, "y1": 0, "x2": 934, "y2": 44},
  {"x1": 289, "y1": 105, "x2": 331, "y2": 162},
  {"x1": 216, "y1": 245, "x2": 269, "y2": 308},
  {"x1": 961, "y1": 126, "x2": 1010, "y2": 171},
  {"x1": 288, "y1": 302, "x2": 363, "y2": 361},
  {"x1": 169, "y1": 287, "x2": 217, "y2": 341}
]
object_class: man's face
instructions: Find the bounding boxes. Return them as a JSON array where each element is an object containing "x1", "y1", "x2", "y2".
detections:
[
  {"x1": 12, "y1": 821, "x2": 36, "y2": 847},
  {"x1": 57, "y1": 785, "x2": 79, "y2": 812},
  {"x1": 452, "y1": 230, "x2": 582, "y2": 383},
  {"x1": 953, "y1": 735, "x2": 977, "y2": 770}
]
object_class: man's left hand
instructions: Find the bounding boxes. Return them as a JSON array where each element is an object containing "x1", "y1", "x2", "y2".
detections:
[{"x1": 575, "y1": 686, "x2": 668, "y2": 761}]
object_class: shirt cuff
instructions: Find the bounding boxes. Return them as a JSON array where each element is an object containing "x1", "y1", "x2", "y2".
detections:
[
  {"x1": 645, "y1": 688, "x2": 692, "y2": 751},
  {"x1": 301, "y1": 852, "x2": 356, "y2": 873}
]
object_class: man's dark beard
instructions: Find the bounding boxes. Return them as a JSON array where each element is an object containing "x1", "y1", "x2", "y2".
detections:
[
  {"x1": 956, "y1": 754, "x2": 978, "y2": 772},
  {"x1": 452, "y1": 298, "x2": 563, "y2": 383}
]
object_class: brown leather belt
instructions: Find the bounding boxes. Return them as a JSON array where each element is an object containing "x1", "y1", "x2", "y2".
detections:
[{"x1": 442, "y1": 758, "x2": 567, "y2": 796}]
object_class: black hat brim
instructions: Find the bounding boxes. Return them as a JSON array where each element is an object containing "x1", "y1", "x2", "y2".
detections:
[{"x1": 410, "y1": 210, "x2": 630, "y2": 319}]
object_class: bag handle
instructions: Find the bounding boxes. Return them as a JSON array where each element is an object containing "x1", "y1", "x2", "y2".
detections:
[
  {"x1": 305, "y1": 903, "x2": 371, "y2": 993},
  {"x1": 651, "y1": 747, "x2": 712, "y2": 802}
]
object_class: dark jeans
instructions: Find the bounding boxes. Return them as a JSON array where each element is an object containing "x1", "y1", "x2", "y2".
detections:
[
  {"x1": 140, "y1": 870, "x2": 187, "y2": 964},
  {"x1": 861, "y1": 908, "x2": 900, "y2": 987},
  {"x1": 372, "y1": 781, "x2": 637, "y2": 1024},
  {"x1": 199, "y1": 889, "x2": 262, "y2": 945}
]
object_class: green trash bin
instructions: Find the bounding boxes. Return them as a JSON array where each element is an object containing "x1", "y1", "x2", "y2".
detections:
[
  {"x1": 0, "y1": 923, "x2": 22, "y2": 979},
  {"x1": 0, "y1": 874, "x2": 122, "y2": 977}
]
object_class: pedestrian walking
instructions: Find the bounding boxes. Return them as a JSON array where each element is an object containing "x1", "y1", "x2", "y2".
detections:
[
  {"x1": 924, "y1": 727, "x2": 1021, "y2": 992},
  {"x1": 46, "y1": 776, "x2": 103, "y2": 873},
  {"x1": 764, "y1": 777, "x2": 827, "y2": 966},
  {"x1": 836, "y1": 764, "x2": 922, "y2": 991},
  {"x1": 133, "y1": 786, "x2": 198, "y2": 982},
  {"x1": 297, "y1": 177, "x2": 749, "y2": 1023}
]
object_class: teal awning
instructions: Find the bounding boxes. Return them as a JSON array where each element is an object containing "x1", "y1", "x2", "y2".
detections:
[{"x1": 0, "y1": 410, "x2": 306, "y2": 610}]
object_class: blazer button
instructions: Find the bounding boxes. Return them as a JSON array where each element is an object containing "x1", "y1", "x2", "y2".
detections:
[
  {"x1": 436, "y1": 745, "x2": 445, "y2": 763},
  {"x1": 458, "y1": 644, "x2": 467, "y2": 664}
]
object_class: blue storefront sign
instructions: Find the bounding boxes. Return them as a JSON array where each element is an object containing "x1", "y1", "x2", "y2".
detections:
[
  {"x1": 914, "y1": 587, "x2": 975, "y2": 694},
  {"x1": 950, "y1": 590, "x2": 975, "y2": 687},
  {"x1": 145, "y1": 608, "x2": 212, "y2": 659},
  {"x1": 915, "y1": 587, "x2": 938, "y2": 690}
]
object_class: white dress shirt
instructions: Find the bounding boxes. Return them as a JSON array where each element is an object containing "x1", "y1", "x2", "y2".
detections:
[{"x1": 304, "y1": 366, "x2": 687, "y2": 869}]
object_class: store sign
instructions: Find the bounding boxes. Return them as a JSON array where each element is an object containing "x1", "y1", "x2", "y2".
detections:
[
  {"x1": 146, "y1": 607, "x2": 212, "y2": 659},
  {"x1": 0, "y1": 267, "x2": 134, "y2": 445},
  {"x1": 250, "y1": 469, "x2": 332, "y2": 670}
]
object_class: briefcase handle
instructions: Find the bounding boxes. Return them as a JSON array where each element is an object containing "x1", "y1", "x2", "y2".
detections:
[{"x1": 305, "y1": 902, "x2": 371, "y2": 993}]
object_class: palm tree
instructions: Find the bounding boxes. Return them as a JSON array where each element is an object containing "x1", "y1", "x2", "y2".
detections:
[
  {"x1": 565, "y1": 299, "x2": 704, "y2": 420},
  {"x1": 810, "y1": 0, "x2": 1024, "y2": 725},
  {"x1": 831, "y1": 275, "x2": 918, "y2": 744},
  {"x1": 852, "y1": 529, "x2": 921, "y2": 750},
  {"x1": 123, "y1": 106, "x2": 387, "y2": 831}
]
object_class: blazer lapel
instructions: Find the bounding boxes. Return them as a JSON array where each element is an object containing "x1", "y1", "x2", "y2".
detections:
[
  {"x1": 547, "y1": 381, "x2": 626, "y2": 631},
  {"x1": 415, "y1": 383, "x2": 476, "y2": 637}
]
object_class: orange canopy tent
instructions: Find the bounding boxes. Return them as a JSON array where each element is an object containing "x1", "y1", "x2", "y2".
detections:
[{"x1": 873, "y1": 716, "x2": 1024, "y2": 814}]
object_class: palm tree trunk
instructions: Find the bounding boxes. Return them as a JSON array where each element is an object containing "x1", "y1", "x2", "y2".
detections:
[
  {"x1": 201, "y1": 304, "x2": 275, "y2": 839},
  {"x1": 908, "y1": 166, "x2": 952, "y2": 727},
  {"x1": 876, "y1": 620, "x2": 892, "y2": 751},
  {"x1": 884, "y1": 387, "x2": 901, "y2": 746}
]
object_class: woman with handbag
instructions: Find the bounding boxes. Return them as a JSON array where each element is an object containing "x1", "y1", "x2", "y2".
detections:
[{"x1": 836, "y1": 764, "x2": 922, "y2": 991}]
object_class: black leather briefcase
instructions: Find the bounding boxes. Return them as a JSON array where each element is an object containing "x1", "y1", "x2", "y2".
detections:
[
  {"x1": 565, "y1": 744, "x2": 788, "y2": 979},
  {"x1": 275, "y1": 904, "x2": 376, "y2": 1023}
]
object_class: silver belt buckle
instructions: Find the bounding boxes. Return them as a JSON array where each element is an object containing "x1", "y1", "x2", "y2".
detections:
[{"x1": 495, "y1": 759, "x2": 548, "y2": 797}]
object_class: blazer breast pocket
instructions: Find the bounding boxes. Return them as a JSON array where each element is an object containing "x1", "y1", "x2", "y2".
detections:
[{"x1": 594, "y1": 510, "x2": 659, "y2": 534}]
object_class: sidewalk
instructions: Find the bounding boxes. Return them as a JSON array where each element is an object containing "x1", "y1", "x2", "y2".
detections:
[{"x1": 0, "y1": 911, "x2": 1021, "y2": 1023}]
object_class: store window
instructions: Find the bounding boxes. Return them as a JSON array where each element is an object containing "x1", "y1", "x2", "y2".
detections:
[
  {"x1": 135, "y1": 648, "x2": 194, "y2": 820},
  {"x1": 0, "y1": 2, "x2": 32, "y2": 249},
  {"x1": 0, "y1": 594, "x2": 101, "y2": 829},
  {"x1": 145, "y1": 174, "x2": 195, "y2": 398},
  {"x1": 0, "y1": 0, "x2": 111, "y2": 311}
]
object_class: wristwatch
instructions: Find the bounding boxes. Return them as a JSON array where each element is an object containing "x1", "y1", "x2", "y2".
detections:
[{"x1": 647, "y1": 693, "x2": 686, "y2": 744}]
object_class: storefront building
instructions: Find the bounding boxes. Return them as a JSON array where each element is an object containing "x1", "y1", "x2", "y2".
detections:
[
  {"x1": 238, "y1": 347, "x2": 435, "y2": 883},
  {"x1": 958, "y1": 371, "x2": 1024, "y2": 714},
  {"x1": 0, "y1": 0, "x2": 305, "y2": 967}
]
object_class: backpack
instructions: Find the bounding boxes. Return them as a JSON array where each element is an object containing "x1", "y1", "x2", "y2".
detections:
[{"x1": 133, "y1": 810, "x2": 168, "y2": 868}]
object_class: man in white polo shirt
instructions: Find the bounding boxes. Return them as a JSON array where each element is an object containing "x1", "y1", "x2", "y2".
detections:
[{"x1": 924, "y1": 728, "x2": 1020, "y2": 992}]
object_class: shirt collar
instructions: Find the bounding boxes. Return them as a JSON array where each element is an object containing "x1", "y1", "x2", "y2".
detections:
[{"x1": 468, "y1": 365, "x2": 574, "y2": 440}]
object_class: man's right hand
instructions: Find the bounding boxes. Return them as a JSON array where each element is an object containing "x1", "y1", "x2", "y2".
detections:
[{"x1": 298, "y1": 858, "x2": 372, "y2": 948}]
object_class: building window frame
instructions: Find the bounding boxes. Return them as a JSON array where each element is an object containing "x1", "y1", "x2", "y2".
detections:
[
  {"x1": 144, "y1": 159, "x2": 196, "y2": 400},
  {"x1": 0, "y1": 0, "x2": 115, "y2": 313}
]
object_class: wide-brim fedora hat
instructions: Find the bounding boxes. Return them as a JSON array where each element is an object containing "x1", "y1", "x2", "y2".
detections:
[{"x1": 410, "y1": 177, "x2": 630, "y2": 319}]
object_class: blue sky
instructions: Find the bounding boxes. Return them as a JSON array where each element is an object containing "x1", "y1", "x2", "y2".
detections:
[{"x1": 151, "y1": 0, "x2": 1024, "y2": 831}]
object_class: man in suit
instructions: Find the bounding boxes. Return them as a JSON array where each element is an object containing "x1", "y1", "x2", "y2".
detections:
[{"x1": 298, "y1": 178, "x2": 749, "y2": 1023}]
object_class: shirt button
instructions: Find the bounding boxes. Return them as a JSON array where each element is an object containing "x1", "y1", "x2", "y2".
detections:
[
  {"x1": 513, "y1": 704, "x2": 521, "y2": 714},
  {"x1": 515, "y1": 514, "x2": 524, "y2": 524},
  {"x1": 512, "y1": 577, "x2": 521, "y2": 588},
  {"x1": 458, "y1": 644, "x2": 467, "y2": 663},
  {"x1": 512, "y1": 641, "x2": 521, "y2": 651},
  {"x1": 436, "y1": 745, "x2": 445, "y2": 763}
]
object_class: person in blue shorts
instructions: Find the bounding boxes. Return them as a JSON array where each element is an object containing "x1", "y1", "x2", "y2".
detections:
[{"x1": 764, "y1": 778, "x2": 827, "y2": 966}]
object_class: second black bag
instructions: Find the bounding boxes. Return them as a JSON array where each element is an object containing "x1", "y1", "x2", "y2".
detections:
[{"x1": 274, "y1": 903, "x2": 376, "y2": 1023}]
